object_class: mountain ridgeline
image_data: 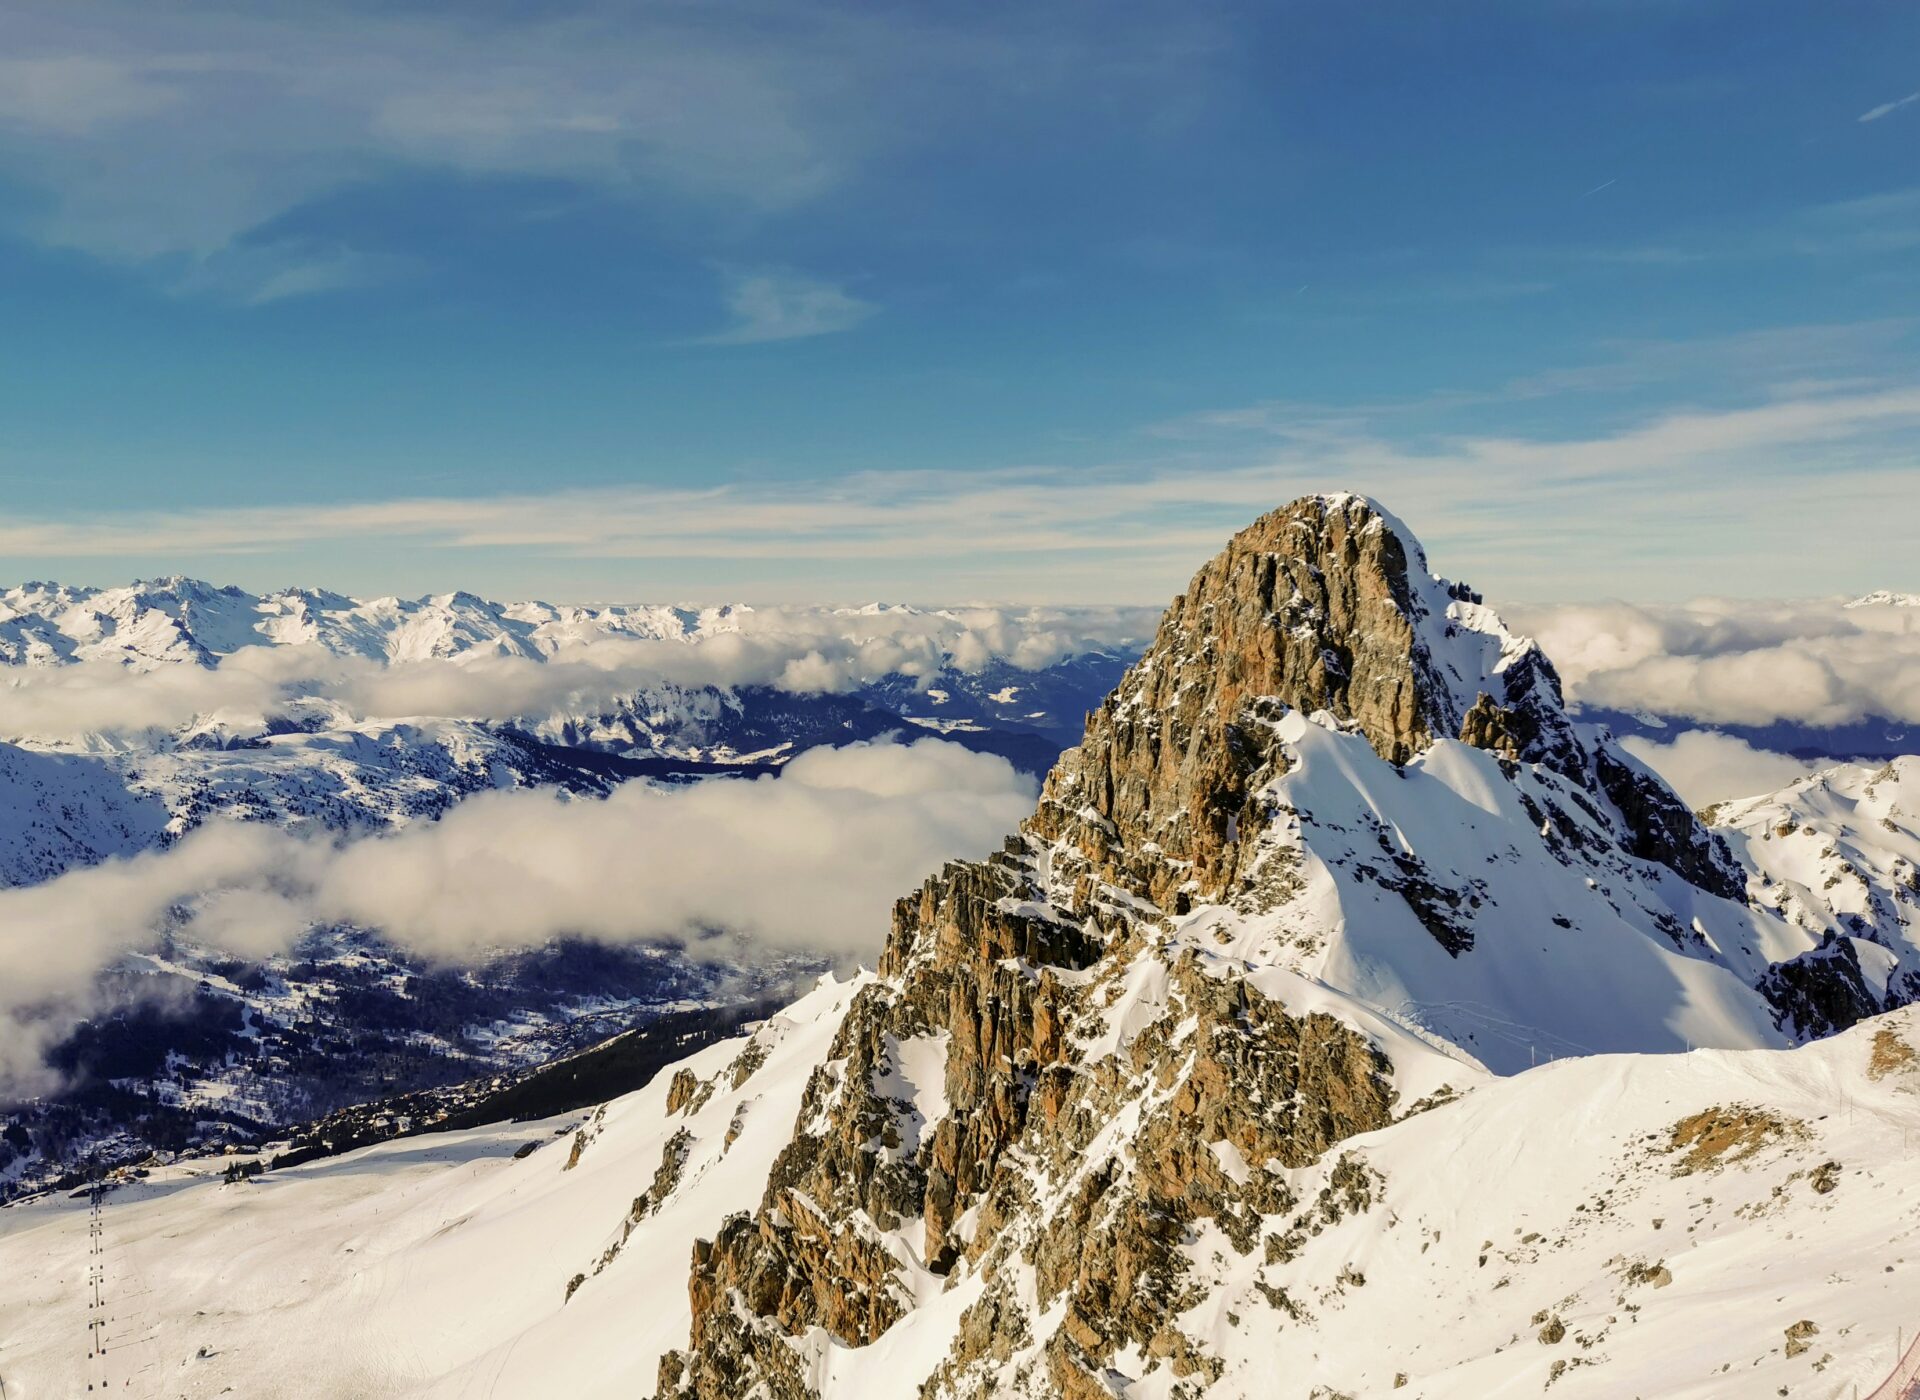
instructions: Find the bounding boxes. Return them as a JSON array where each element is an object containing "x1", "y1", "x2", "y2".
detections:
[{"x1": 653, "y1": 494, "x2": 1918, "y2": 1398}]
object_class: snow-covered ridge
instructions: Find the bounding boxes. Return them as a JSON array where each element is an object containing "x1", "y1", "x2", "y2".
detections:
[
  {"x1": 1708, "y1": 755, "x2": 1920, "y2": 1034},
  {"x1": 0, "y1": 578, "x2": 1149, "y2": 771},
  {"x1": 0, "y1": 576, "x2": 1152, "y2": 673},
  {"x1": 1847, "y1": 590, "x2": 1920, "y2": 609},
  {"x1": 2, "y1": 983, "x2": 1914, "y2": 1397},
  {"x1": 0, "y1": 575, "x2": 747, "y2": 667},
  {"x1": 1328, "y1": 493, "x2": 1573, "y2": 747},
  {"x1": 0, "y1": 580, "x2": 1144, "y2": 875}
]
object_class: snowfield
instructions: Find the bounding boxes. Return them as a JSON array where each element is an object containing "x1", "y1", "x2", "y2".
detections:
[
  {"x1": 0, "y1": 990, "x2": 1914, "y2": 1398},
  {"x1": 0, "y1": 977, "x2": 862, "y2": 1398},
  {"x1": 1200, "y1": 711, "x2": 1797, "y2": 1070}
]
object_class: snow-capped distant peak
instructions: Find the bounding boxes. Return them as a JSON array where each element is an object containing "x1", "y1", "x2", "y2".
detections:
[{"x1": 1845, "y1": 589, "x2": 1920, "y2": 608}]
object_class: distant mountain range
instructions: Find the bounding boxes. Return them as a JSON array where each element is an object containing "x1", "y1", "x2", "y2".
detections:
[{"x1": 0, "y1": 581, "x2": 1143, "y2": 1192}]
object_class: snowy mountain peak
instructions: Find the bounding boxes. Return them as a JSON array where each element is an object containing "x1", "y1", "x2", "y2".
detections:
[
  {"x1": 129, "y1": 573, "x2": 244, "y2": 599},
  {"x1": 1026, "y1": 493, "x2": 1712, "y2": 916},
  {"x1": 1845, "y1": 589, "x2": 1920, "y2": 608},
  {"x1": 647, "y1": 498, "x2": 1920, "y2": 1398}
]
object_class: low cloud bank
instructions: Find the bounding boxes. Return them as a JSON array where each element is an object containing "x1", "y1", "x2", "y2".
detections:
[
  {"x1": 1618, "y1": 731, "x2": 1820, "y2": 808},
  {"x1": 0, "y1": 739, "x2": 1034, "y2": 1097},
  {"x1": 0, "y1": 601, "x2": 1156, "y2": 744},
  {"x1": 1509, "y1": 595, "x2": 1920, "y2": 728}
]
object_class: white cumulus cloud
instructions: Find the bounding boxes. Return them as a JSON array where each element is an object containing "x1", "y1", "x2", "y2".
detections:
[
  {"x1": 1509, "y1": 595, "x2": 1920, "y2": 728},
  {"x1": 700, "y1": 268, "x2": 877, "y2": 345},
  {"x1": 0, "y1": 738, "x2": 1035, "y2": 1096},
  {"x1": 1618, "y1": 731, "x2": 1820, "y2": 808}
]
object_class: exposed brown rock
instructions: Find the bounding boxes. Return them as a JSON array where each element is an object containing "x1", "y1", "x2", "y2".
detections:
[
  {"x1": 1028, "y1": 496, "x2": 1468, "y2": 909},
  {"x1": 655, "y1": 494, "x2": 1767, "y2": 1399},
  {"x1": 1785, "y1": 1318, "x2": 1819, "y2": 1358},
  {"x1": 1667, "y1": 1104, "x2": 1806, "y2": 1176},
  {"x1": 666, "y1": 1068, "x2": 700, "y2": 1115},
  {"x1": 1869, "y1": 1024, "x2": 1917, "y2": 1081}
]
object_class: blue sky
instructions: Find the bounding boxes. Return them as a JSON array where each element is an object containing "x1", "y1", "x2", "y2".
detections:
[{"x1": 0, "y1": 0, "x2": 1915, "y2": 604}]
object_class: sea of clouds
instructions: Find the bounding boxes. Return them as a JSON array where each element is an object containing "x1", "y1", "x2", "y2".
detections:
[
  {"x1": 1509, "y1": 594, "x2": 1919, "y2": 805},
  {"x1": 1510, "y1": 595, "x2": 1920, "y2": 730},
  {"x1": 0, "y1": 598, "x2": 1158, "y2": 744},
  {"x1": 0, "y1": 738, "x2": 1034, "y2": 1096},
  {"x1": 6, "y1": 587, "x2": 1918, "y2": 1092}
]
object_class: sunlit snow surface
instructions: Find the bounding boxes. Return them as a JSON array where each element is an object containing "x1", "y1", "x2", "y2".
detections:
[{"x1": 0, "y1": 981, "x2": 1915, "y2": 1398}]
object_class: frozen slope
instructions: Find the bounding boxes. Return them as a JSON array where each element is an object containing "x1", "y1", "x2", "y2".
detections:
[
  {"x1": 0, "y1": 740, "x2": 169, "y2": 886},
  {"x1": 1144, "y1": 1004, "x2": 1920, "y2": 1400},
  {"x1": 1199, "y1": 711, "x2": 1789, "y2": 1068},
  {"x1": 0, "y1": 994, "x2": 1913, "y2": 1398},
  {"x1": 1710, "y1": 756, "x2": 1920, "y2": 1031},
  {"x1": 0, "y1": 975, "x2": 865, "y2": 1398}
]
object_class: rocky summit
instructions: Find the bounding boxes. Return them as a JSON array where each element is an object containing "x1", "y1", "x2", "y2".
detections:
[{"x1": 650, "y1": 494, "x2": 1919, "y2": 1397}]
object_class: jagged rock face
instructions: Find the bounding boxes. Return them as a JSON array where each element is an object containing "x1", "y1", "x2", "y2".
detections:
[
  {"x1": 664, "y1": 849, "x2": 1107, "y2": 1394},
  {"x1": 1027, "y1": 497, "x2": 1453, "y2": 909},
  {"x1": 1024, "y1": 494, "x2": 1723, "y2": 911},
  {"x1": 662, "y1": 841, "x2": 1409, "y2": 1399},
  {"x1": 1758, "y1": 934, "x2": 1889, "y2": 1039},
  {"x1": 1709, "y1": 756, "x2": 1920, "y2": 1035},
  {"x1": 1593, "y1": 748, "x2": 1745, "y2": 902},
  {"x1": 1007, "y1": 962, "x2": 1396, "y2": 1398},
  {"x1": 657, "y1": 494, "x2": 1872, "y2": 1398}
]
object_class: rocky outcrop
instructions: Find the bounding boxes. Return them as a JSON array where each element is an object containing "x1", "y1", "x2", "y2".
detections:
[
  {"x1": 660, "y1": 846, "x2": 1402, "y2": 1398},
  {"x1": 662, "y1": 845, "x2": 1109, "y2": 1394},
  {"x1": 1028, "y1": 497, "x2": 1449, "y2": 910},
  {"x1": 1758, "y1": 934, "x2": 1888, "y2": 1039},
  {"x1": 657, "y1": 493, "x2": 1822, "y2": 1398},
  {"x1": 1024, "y1": 495, "x2": 1721, "y2": 912},
  {"x1": 1593, "y1": 746, "x2": 1746, "y2": 901}
]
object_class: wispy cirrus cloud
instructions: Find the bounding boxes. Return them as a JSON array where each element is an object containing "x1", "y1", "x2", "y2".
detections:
[
  {"x1": 4, "y1": 377, "x2": 1917, "y2": 603},
  {"x1": 1542, "y1": 185, "x2": 1920, "y2": 271},
  {"x1": 0, "y1": 5, "x2": 847, "y2": 267},
  {"x1": 1859, "y1": 91, "x2": 1920, "y2": 123},
  {"x1": 698, "y1": 267, "x2": 877, "y2": 344},
  {"x1": 0, "y1": 2, "x2": 1218, "y2": 307}
]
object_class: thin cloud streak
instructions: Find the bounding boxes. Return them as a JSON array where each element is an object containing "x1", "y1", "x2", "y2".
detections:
[
  {"x1": 697, "y1": 268, "x2": 878, "y2": 345},
  {"x1": 1859, "y1": 92, "x2": 1920, "y2": 123},
  {"x1": 4, "y1": 382, "x2": 1918, "y2": 602}
]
